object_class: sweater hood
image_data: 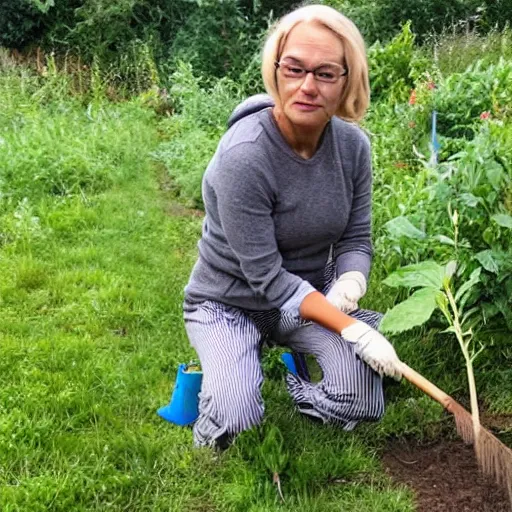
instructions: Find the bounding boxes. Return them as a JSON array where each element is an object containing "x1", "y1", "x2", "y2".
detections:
[{"x1": 227, "y1": 94, "x2": 275, "y2": 128}]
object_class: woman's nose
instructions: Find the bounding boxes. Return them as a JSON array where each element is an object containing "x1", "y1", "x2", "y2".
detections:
[{"x1": 300, "y1": 71, "x2": 319, "y2": 94}]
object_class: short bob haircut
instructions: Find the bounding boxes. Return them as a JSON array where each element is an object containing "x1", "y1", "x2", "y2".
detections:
[{"x1": 261, "y1": 4, "x2": 369, "y2": 123}]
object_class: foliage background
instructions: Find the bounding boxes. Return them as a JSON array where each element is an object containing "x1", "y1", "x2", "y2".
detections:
[{"x1": 1, "y1": 0, "x2": 511, "y2": 509}]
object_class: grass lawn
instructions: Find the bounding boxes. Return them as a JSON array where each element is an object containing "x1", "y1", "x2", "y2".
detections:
[
  {"x1": 0, "y1": 89, "x2": 417, "y2": 511},
  {"x1": 1, "y1": 70, "x2": 509, "y2": 511}
]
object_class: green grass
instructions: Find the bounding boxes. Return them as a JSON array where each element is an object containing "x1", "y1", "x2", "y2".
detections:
[{"x1": 1, "y1": 53, "x2": 510, "y2": 510}]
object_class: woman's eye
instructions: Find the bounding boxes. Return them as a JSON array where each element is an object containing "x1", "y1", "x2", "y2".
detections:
[
  {"x1": 318, "y1": 72, "x2": 335, "y2": 80},
  {"x1": 288, "y1": 67, "x2": 304, "y2": 75}
]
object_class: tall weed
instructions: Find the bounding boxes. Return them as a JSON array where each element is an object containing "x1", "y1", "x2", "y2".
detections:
[{"x1": 425, "y1": 25, "x2": 512, "y2": 75}]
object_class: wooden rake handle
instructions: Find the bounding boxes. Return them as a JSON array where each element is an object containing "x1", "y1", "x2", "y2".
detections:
[{"x1": 400, "y1": 362, "x2": 458, "y2": 412}]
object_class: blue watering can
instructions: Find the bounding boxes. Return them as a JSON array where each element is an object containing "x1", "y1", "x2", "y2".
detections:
[
  {"x1": 157, "y1": 362, "x2": 203, "y2": 426},
  {"x1": 158, "y1": 353, "x2": 309, "y2": 427}
]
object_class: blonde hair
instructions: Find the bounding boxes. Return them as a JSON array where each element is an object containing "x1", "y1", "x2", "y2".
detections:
[{"x1": 261, "y1": 4, "x2": 369, "y2": 122}]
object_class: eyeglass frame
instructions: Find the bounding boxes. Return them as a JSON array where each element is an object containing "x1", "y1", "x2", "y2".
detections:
[{"x1": 274, "y1": 59, "x2": 349, "y2": 84}]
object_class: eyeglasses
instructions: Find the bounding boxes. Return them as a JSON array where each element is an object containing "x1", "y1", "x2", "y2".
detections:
[{"x1": 274, "y1": 60, "x2": 348, "y2": 84}]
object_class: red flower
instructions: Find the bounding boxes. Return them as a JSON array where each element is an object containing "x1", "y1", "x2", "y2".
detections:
[
  {"x1": 480, "y1": 111, "x2": 491, "y2": 120},
  {"x1": 409, "y1": 89, "x2": 417, "y2": 105},
  {"x1": 427, "y1": 81, "x2": 436, "y2": 90}
]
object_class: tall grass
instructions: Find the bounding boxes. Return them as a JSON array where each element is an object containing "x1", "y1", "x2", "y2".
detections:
[{"x1": 426, "y1": 25, "x2": 512, "y2": 75}]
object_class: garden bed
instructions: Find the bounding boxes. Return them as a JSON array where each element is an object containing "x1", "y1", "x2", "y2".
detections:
[{"x1": 382, "y1": 439, "x2": 510, "y2": 511}]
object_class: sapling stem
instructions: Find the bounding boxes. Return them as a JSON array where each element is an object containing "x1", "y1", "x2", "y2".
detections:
[
  {"x1": 383, "y1": 259, "x2": 512, "y2": 502},
  {"x1": 444, "y1": 282, "x2": 481, "y2": 439}
]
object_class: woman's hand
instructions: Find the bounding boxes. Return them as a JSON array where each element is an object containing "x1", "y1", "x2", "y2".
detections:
[
  {"x1": 299, "y1": 292, "x2": 402, "y2": 380},
  {"x1": 325, "y1": 271, "x2": 367, "y2": 313},
  {"x1": 341, "y1": 321, "x2": 402, "y2": 380}
]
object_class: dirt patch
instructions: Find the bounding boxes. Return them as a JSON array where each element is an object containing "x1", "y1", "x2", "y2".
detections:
[
  {"x1": 382, "y1": 439, "x2": 511, "y2": 511},
  {"x1": 156, "y1": 165, "x2": 204, "y2": 218},
  {"x1": 164, "y1": 201, "x2": 204, "y2": 218}
]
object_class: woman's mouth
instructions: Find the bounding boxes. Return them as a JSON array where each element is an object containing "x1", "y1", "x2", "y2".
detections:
[{"x1": 294, "y1": 102, "x2": 320, "y2": 111}]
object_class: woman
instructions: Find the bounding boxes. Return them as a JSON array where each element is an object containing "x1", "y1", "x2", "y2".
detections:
[{"x1": 183, "y1": 4, "x2": 402, "y2": 449}]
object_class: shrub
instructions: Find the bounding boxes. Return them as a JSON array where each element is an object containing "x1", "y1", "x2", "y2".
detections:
[
  {"x1": 378, "y1": 119, "x2": 512, "y2": 331},
  {"x1": 434, "y1": 58, "x2": 512, "y2": 139},
  {"x1": 403, "y1": 57, "x2": 512, "y2": 147},
  {"x1": 367, "y1": 22, "x2": 425, "y2": 103},
  {"x1": 169, "y1": 0, "x2": 263, "y2": 82},
  {"x1": 323, "y1": 0, "x2": 508, "y2": 44},
  {"x1": 0, "y1": 0, "x2": 51, "y2": 48},
  {"x1": 153, "y1": 62, "x2": 243, "y2": 208}
]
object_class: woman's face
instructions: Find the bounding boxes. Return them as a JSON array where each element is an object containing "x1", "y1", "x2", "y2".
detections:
[{"x1": 276, "y1": 21, "x2": 346, "y2": 131}]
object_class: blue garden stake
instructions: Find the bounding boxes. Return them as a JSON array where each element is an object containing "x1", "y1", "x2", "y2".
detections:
[
  {"x1": 157, "y1": 363, "x2": 203, "y2": 426},
  {"x1": 430, "y1": 110, "x2": 441, "y2": 166}
]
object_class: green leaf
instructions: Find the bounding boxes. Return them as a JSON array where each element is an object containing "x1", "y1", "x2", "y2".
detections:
[
  {"x1": 436, "y1": 292, "x2": 452, "y2": 324},
  {"x1": 454, "y1": 267, "x2": 482, "y2": 305},
  {"x1": 380, "y1": 287, "x2": 441, "y2": 334},
  {"x1": 491, "y1": 213, "x2": 512, "y2": 229},
  {"x1": 459, "y1": 193, "x2": 481, "y2": 207},
  {"x1": 475, "y1": 250, "x2": 499, "y2": 273},
  {"x1": 444, "y1": 260, "x2": 457, "y2": 279},
  {"x1": 482, "y1": 226, "x2": 496, "y2": 245},
  {"x1": 385, "y1": 216, "x2": 426, "y2": 239},
  {"x1": 486, "y1": 161, "x2": 504, "y2": 191},
  {"x1": 461, "y1": 306, "x2": 480, "y2": 328},
  {"x1": 383, "y1": 261, "x2": 445, "y2": 290},
  {"x1": 433, "y1": 234, "x2": 455, "y2": 246},
  {"x1": 496, "y1": 297, "x2": 512, "y2": 331}
]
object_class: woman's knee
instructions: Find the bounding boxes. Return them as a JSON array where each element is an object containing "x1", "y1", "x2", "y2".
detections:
[
  {"x1": 311, "y1": 329, "x2": 349, "y2": 366},
  {"x1": 342, "y1": 381, "x2": 385, "y2": 422},
  {"x1": 223, "y1": 383, "x2": 264, "y2": 433},
  {"x1": 203, "y1": 375, "x2": 264, "y2": 434}
]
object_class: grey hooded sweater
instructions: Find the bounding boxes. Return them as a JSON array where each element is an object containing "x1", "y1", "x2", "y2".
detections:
[{"x1": 184, "y1": 96, "x2": 373, "y2": 317}]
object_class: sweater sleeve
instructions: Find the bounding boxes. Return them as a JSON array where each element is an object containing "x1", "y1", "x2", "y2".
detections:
[
  {"x1": 334, "y1": 135, "x2": 373, "y2": 280},
  {"x1": 213, "y1": 148, "x2": 316, "y2": 315}
]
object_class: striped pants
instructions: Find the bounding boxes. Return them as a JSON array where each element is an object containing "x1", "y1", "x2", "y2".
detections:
[{"x1": 183, "y1": 298, "x2": 384, "y2": 448}]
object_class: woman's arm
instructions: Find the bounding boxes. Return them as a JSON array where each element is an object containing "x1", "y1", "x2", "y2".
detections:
[
  {"x1": 212, "y1": 148, "x2": 316, "y2": 314},
  {"x1": 334, "y1": 135, "x2": 373, "y2": 280},
  {"x1": 300, "y1": 290, "x2": 402, "y2": 380},
  {"x1": 300, "y1": 291, "x2": 357, "y2": 331}
]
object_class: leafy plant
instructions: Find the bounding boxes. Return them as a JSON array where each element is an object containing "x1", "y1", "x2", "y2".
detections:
[
  {"x1": 381, "y1": 255, "x2": 512, "y2": 504},
  {"x1": 258, "y1": 425, "x2": 289, "y2": 503},
  {"x1": 381, "y1": 257, "x2": 484, "y2": 440},
  {"x1": 367, "y1": 22, "x2": 420, "y2": 103}
]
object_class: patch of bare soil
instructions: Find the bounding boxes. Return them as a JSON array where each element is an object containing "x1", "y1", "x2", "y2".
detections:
[
  {"x1": 164, "y1": 201, "x2": 204, "y2": 218},
  {"x1": 156, "y1": 164, "x2": 204, "y2": 218},
  {"x1": 383, "y1": 439, "x2": 511, "y2": 511}
]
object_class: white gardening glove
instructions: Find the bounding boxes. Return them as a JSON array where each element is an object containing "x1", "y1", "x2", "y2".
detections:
[
  {"x1": 326, "y1": 271, "x2": 367, "y2": 313},
  {"x1": 341, "y1": 320, "x2": 402, "y2": 380}
]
